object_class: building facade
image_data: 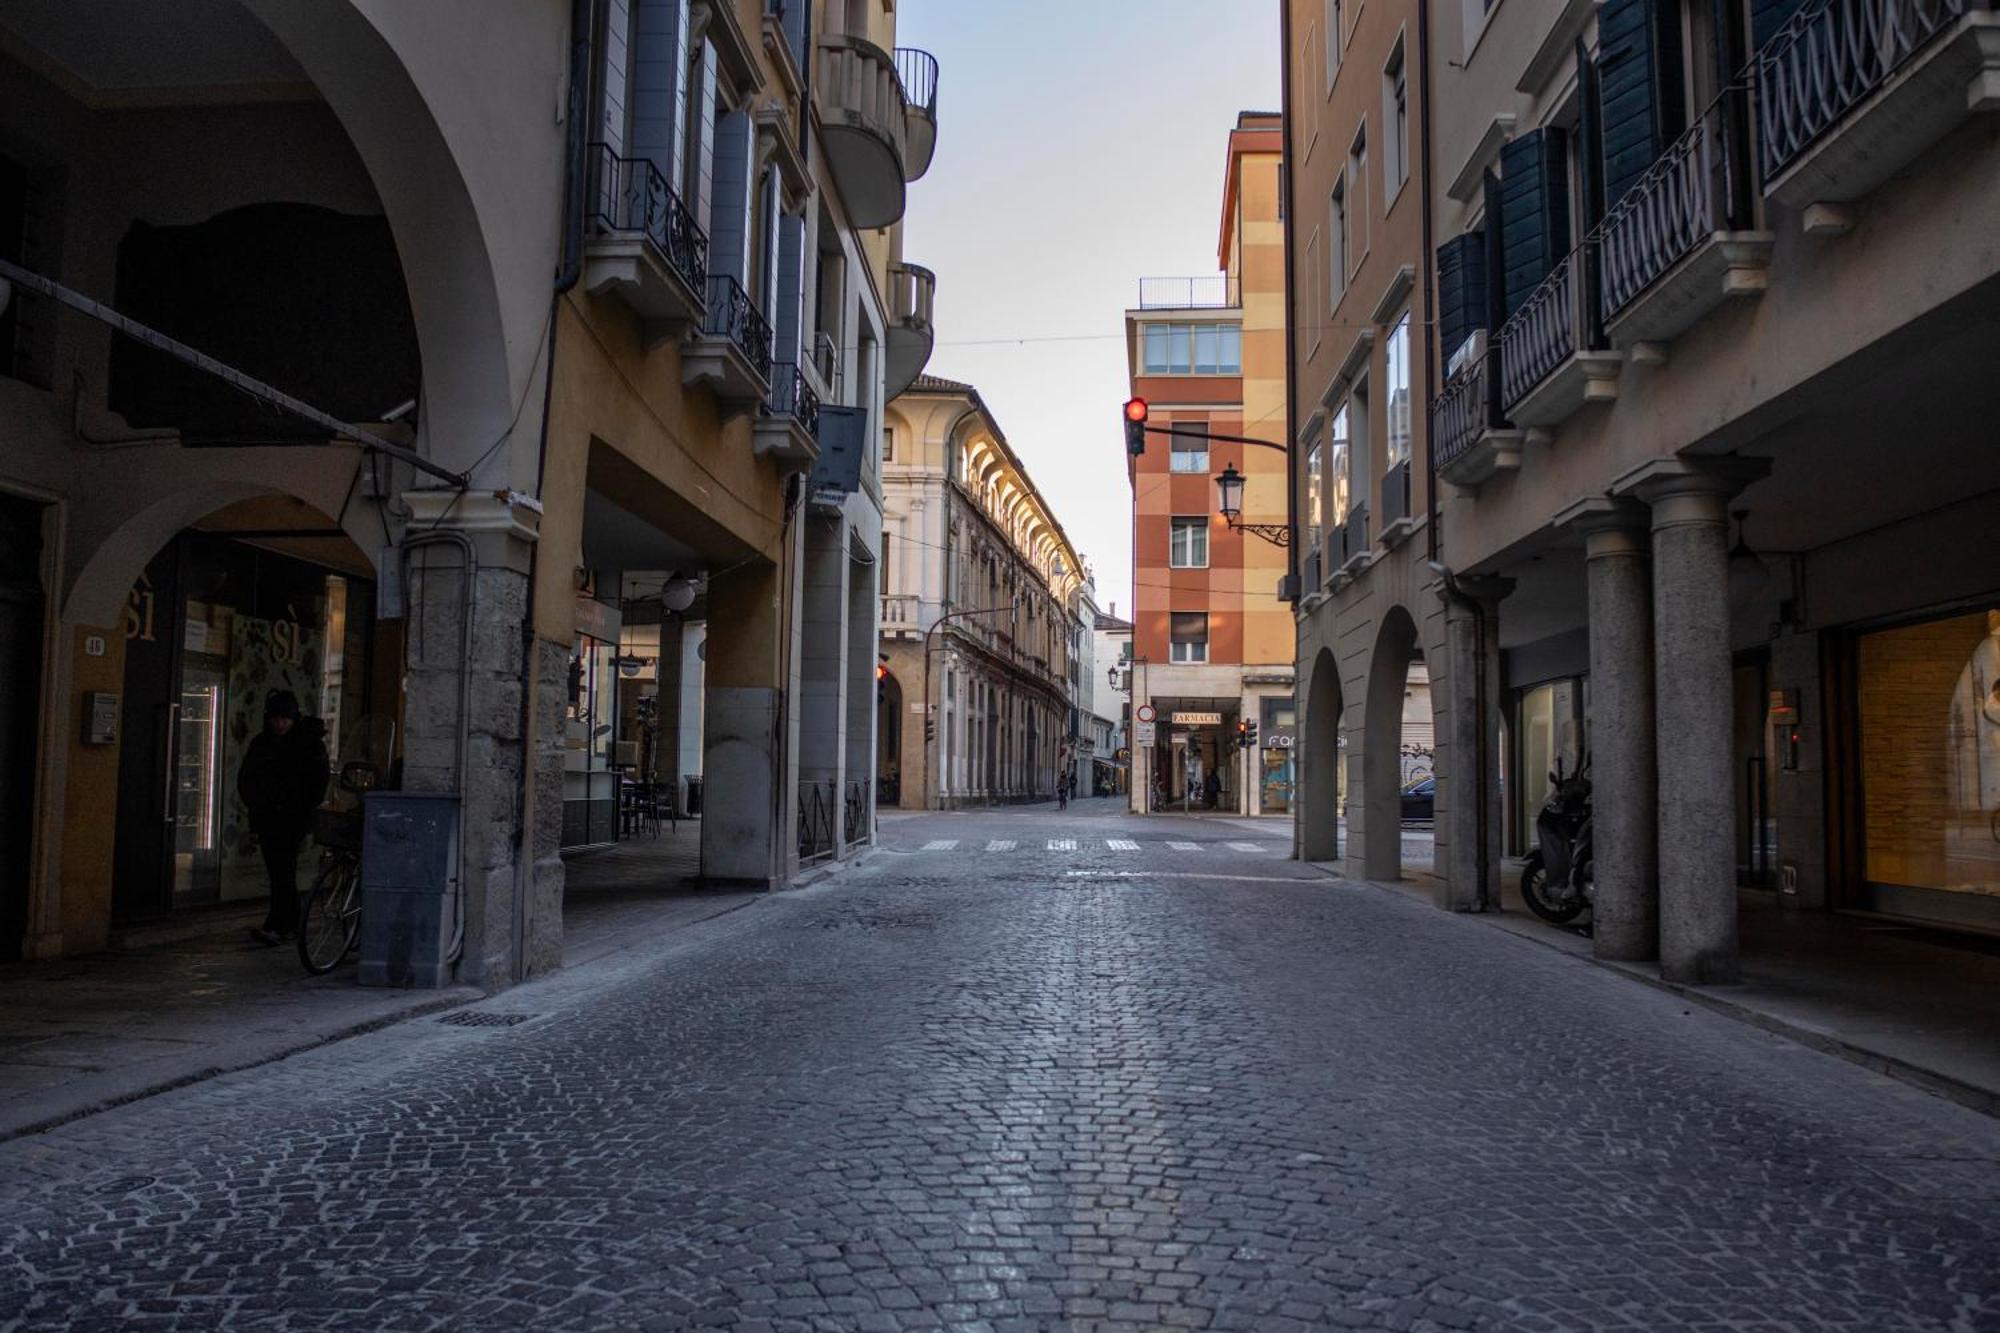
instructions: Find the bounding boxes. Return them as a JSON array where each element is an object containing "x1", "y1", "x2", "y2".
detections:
[
  {"x1": 1282, "y1": 0, "x2": 1469, "y2": 888},
  {"x1": 0, "y1": 0, "x2": 940, "y2": 984},
  {"x1": 1408, "y1": 0, "x2": 2000, "y2": 981},
  {"x1": 1091, "y1": 607, "x2": 1135, "y2": 796},
  {"x1": 880, "y1": 376, "x2": 1089, "y2": 810},
  {"x1": 1126, "y1": 112, "x2": 1294, "y2": 818}
]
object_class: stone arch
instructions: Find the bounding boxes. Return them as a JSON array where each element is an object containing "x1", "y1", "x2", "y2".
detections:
[
  {"x1": 236, "y1": 0, "x2": 545, "y2": 486},
  {"x1": 1301, "y1": 646, "x2": 1343, "y2": 862},
  {"x1": 1361, "y1": 603, "x2": 1422, "y2": 881}
]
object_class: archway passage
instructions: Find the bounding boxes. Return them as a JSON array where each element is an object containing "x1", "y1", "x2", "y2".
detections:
[
  {"x1": 878, "y1": 670, "x2": 904, "y2": 807},
  {"x1": 1362, "y1": 606, "x2": 1422, "y2": 882},
  {"x1": 1301, "y1": 647, "x2": 1343, "y2": 862}
]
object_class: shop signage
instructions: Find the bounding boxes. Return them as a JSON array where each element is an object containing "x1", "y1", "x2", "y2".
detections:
[
  {"x1": 574, "y1": 596, "x2": 622, "y2": 643},
  {"x1": 1172, "y1": 711, "x2": 1221, "y2": 726},
  {"x1": 1135, "y1": 704, "x2": 1158, "y2": 723},
  {"x1": 1266, "y1": 730, "x2": 1296, "y2": 749}
]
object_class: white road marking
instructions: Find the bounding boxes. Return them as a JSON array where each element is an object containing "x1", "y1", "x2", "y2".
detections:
[
  {"x1": 985, "y1": 839, "x2": 1016, "y2": 851},
  {"x1": 1168, "y1": 841, "x2": 1202, "y2": 851},
  {"x1": 1226, "y1": 842, "x2": 1268, "y2": 852},
  {"x1": 922, "y1": 840, "x2": 958, "y2": 851},
  {"x1": 1047, "y1": 838, "x2": 1077, "y2": 851},
  {"x1": 1062, "y1": 870, "x2": 1318, "y2": 884},
  {"x1": 1106, "y1": 839, "x2": 1139, "y2": 850}
]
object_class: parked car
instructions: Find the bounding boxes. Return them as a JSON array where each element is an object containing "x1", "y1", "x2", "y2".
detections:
[{"x1": 1400, "y1": 776, "x2": 1435, "y2": 821}]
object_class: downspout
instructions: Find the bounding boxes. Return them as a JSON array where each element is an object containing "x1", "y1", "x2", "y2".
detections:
[
  {"x1": 1278, "y1": 0, "x2": 1300, "y2": 591},
  {"x1": 1417, "y1": 0, "x2": 1440, "y2": 564},
  {"x1": 509, "y1": 0, "x2": 594, "y2": 980}
]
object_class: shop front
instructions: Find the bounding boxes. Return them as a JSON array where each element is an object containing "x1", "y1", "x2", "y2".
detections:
[
  {"x1": 1259, "y1": 696, "x2": 1296, "y2": 816},
  {"x1": 110, "y1": 530, "x2": 377, "y2": 923},
  {"x1": 1848, "y1": 603, "x2": 2000, "y2": 930},
  {"x1": 563, "y1": 593, "x2": 622, "y2": 850}
]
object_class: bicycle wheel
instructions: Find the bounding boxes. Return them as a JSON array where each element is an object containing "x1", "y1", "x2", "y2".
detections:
[{"x1": 298, "y1": 857, "x2": 362, "y2": 975}]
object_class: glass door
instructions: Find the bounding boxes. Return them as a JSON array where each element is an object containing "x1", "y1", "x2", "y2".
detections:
[{"x1": 171, "y1": 663, "x2": 226, "y2": 905}]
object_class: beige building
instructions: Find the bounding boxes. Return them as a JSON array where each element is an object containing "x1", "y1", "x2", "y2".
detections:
[
  {"x1": 0, "y1": 0, "x2": 940, "y2": 985},
  {"x1": 880, "y1": 376, "x2": 1089, "y2": 810},
  {"x1": 1417, "y1": 0, "x2": 2000, "y2": 981}
]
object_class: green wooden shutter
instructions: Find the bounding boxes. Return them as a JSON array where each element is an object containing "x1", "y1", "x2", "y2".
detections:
[
  {"x1": 1499, "y1": 129, "x2": 1571, "y2": 320},
  {"x1": 1597, "y1": 0, "x2": 1686, "y2": 211},
  {"x1": 1436, "y1": 230, "x2": 1487, "y2": 364}
]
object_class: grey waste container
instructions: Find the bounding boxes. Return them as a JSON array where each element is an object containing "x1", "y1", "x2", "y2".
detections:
[{"x1": 357, "y1": 791, "x2": 460, "y2": 988}]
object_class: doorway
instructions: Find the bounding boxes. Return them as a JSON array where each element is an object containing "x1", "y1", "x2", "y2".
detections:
[{"x1": 0, "y1": 493, "x2": 45, "y2": 960}]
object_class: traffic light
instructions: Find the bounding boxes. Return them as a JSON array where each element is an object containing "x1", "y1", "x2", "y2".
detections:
[
  {"x1": 1123, "y1": 397, "x2": 1148, "y2": 455},
  {"x1": 924, "y1": 716, "x2": 935, "y2": 743},
  {"x1": 1245, "y1": 720, "x2": 1259, "y2": 749},
  {"x1": 875, "y1": 662, "x2": 887, "y2": 705},
  {"x1": 1235, "y1": 719, "x2": 1250, "y2": 750}
]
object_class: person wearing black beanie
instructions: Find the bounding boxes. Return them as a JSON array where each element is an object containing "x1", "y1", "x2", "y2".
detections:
[{"x1": 237, "y1": 689, "x2": 330, "y2": 946}]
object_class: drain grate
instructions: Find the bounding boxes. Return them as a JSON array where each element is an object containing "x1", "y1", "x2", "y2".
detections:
[{"x1": 437, "y1": 1011, "x2": 537, "y2": 1028}]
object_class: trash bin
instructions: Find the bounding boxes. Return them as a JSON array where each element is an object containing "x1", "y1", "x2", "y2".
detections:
[{"x1": 357, "y1": 791, "x2": 460, "y2": 988}]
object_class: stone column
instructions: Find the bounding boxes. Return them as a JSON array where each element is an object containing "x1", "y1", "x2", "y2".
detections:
[
  {"x1": 701, "y1": 550, "x2": 790, "y2": 889},
  {"x1": 1624, "y1": 460, "x2": 1767, "y2": 983},
  {"x1": 1559, "y1": 499, "x2": 1658, "y2": 961},
  {"x1": 1433, "y1": 575, "x2": 1510, "y2": 912},
  {"x1": 842, "y1": 553, "x2": 877, "y2": 848}
]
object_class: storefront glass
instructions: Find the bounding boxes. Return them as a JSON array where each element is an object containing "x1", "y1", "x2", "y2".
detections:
[
  {"x1": 1515, "y1": 680, "x2": 1582, "y2": 850},
  {"x1": 1260, "y1": 696, "x2": 1296, "y2": 816},
  {"x1": 1859, "y1": 609, "x2": 2000, "y2": 903}
]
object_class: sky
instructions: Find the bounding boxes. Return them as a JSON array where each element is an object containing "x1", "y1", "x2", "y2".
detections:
[{"x1": 895, "y1": 0, "x2": 1281, "y2": 621}]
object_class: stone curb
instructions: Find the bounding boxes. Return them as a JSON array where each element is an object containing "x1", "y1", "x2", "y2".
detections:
[{"x1": 1302, "y1": 861, "x2": 2000, "y2": 1122}]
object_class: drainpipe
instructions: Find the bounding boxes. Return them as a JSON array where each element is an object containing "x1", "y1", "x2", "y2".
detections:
[
  {"x1": 1278, "y1": 0, "x2": 1300, "y2": 588},
  {"x1": 508, "y1": 0, "x2": 595, "y2": 981},
  {"x1": 1418, "y1": 0, "x2": 1440, "y2": 564},
  {"x1": 1430, "y1": 559, "x2": 1491, "y2": 910}
]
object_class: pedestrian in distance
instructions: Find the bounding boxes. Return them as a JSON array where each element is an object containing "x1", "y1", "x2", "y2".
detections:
[
  {"x1": 1203, "y1": 769, "x2": 1221, "y2": 810},
  {"x1": 238, "y1": 689, "x2": 331, "y2": 947}
]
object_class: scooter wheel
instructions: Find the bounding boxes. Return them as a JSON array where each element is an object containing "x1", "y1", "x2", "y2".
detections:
[{"x1": 1520, "y1": 851, "x2": 1586, "y2": 924}]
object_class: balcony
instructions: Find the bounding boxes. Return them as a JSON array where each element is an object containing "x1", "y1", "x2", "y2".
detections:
[
  {"x1": 817, "y1": 34, "x2": 910, "y2": 228},
  {"x1": 1758, "y1": 0, "x2": 2000, "y2": 212},
  {"x1": 1497, "y1": 249, "x2": 1623, "y2": 432},
  {"x1": 752, "y1": 362, "x2": 821, "y2": 461},
  {"x1": 1598, "y1": 101, "x2": 1773, "y2": 348},
  {"x1": 884, "y1": 263, "x2": 936, "y2": 399},
  {"x1": 682, "y1": 274, "x2": 773, "y2": 416},
  {"x1": 581, "y1": 145, "x2": 709, "y2": 337},
  {"x1": 1136, "y1": 276, "x2": 1241, "y2": 309},
  {"x1": 1433, "y1": 356, "x2": 1525, "y2": 490},
  {"x1": 896, "y1": 47, "x2": 940, "y2": 181},
  {"x1": 881, "y1": 592, "x2": 919, "y2": 637}
]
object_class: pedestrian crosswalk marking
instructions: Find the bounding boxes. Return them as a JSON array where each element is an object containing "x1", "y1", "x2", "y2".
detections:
[
  {"x1": 1226, "y1": 842, "x2": 1267, "y2": 852},
  {"x1": 1106, "y1": 839, "x2": 1139, "y2": 850},
  {"x1": 1169, "y1": 841, "x2": 1202, "y2": 851},
  {"x1": 985, "y1": 839, "x2": 1016, "y2": 851},
  {"x1": 1047, "y1": 838, "x2": 1076, "y2": 851},
  {"x1": 922, "y1": 839, "x2": 958, "y2": 851}
]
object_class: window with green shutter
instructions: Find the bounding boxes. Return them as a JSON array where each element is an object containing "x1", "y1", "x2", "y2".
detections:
[
  {"x1": 1498, "y1": 129, "x2": 1571, "y2": 320},
  {"x1": 1597, "y1": 0, "x2": 1686, "y2": 212},
  {"x1": 1435, "y1": 230, "x2": 1487, "y2": 365}
]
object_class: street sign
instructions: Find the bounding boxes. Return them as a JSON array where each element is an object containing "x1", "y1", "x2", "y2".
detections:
[
  {"x1": 1135, "y1": 704, "x2": 1158, "y2": 723},
  {"x1": 1135, "y1": 721, "x2": 1156, "y2": 744},
  {"x1": 1172, "y1": 711, "x2": 1221, "y2": 726}
]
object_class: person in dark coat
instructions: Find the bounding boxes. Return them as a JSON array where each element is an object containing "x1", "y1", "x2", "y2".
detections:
[
  {"x1": 1202, "y1": 769, "x2": 1222, "y2": 810},
  {"x1": 237, "y1": 689, "x2": 330, "y2": 945}
]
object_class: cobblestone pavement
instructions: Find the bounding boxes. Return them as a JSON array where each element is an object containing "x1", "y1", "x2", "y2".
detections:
[{"x1": 4, "y1": 809, "x2": 2000, "y2": 1331}]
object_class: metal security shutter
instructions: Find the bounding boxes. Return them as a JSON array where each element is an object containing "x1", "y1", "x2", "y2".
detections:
[
  {"x1": 1597, "y1": 0, "x2": 1686, "y2": 212},
  {"x1": 1436, "y1": 230, "x2": 1487, "y2": 365},
  {"x1": 1498, "y1": 129, "x2": 1571, "y2": 320},
  {"x1": 1750, "y1": 0, "x2": 1808, "y2": 50}
]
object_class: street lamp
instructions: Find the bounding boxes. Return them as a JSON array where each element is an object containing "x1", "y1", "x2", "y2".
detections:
[{"x1": 1212, "y1": 463, "x2": 1290, "y2": 547}]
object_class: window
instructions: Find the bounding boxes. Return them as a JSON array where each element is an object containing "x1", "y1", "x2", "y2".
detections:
[
  {"x1": 1305, "y1": 444, "x2": 1324, "y2": 549},
  {"x1": 881, "y1": 426, "x2": 894, "y2": 463},
  {"x1": 1141, "y1": 323, "x2": 1242, "y2": 375},
  {"x1": 1170, "y1": 435, "x2": 1209, "y2": 474},
  {"x1": 1330, "y1": 177, "x2": 1348, "y2": 303},
  {"x1": 1329, "y1": 403, "x2": 1352, "y2": 524},
  {"x1": 881, "y1": 531, "x2": 892, "y2": 593},
  {"x1": 1347, "y1": 127, "x2": 1369, "y2": 270},
  {"x1": 1169, "y1": 517, "x2": 1210, "y2": 569},
  {"x1": 1385, "y1": 313, "x2": 1412, "y2": 470},
  {"x1": 1170, "y1": 612, "x2": 1209, "y2": 664},
  {"x1": 1384, "y1": 40, "x2": 1409, "y2": 197},
  {"x1": 1324, "y1": 0, "x2": 1342, "y2": 89}
]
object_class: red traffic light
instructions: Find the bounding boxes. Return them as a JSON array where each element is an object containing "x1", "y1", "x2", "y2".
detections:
[
  {"x1": 875, "y1": 663, "x2": 888, "y2": 680},
  {"x1": 1124, "y1": 397, "x2": 1149, "y2": 423}
]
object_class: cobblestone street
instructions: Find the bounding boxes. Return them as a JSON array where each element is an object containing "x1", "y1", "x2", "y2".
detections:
[{"x1": 4, "y1": 808, "x2": 1999, "y2": 1331}]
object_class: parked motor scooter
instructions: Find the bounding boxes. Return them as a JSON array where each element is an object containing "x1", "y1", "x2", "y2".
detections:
[{"x1": 1520, "y1": 754, "x2": 1593, "y2": 924}]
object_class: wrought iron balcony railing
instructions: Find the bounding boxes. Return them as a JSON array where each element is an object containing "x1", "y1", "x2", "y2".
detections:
[
  {"x1": 1597, "y1": 105, "x2": 1734, "y2": 323},
  {"x1": 1757, "y1": 0, "x2": 1979, "y2": 181},
  {"x1": 1498, "y1": 252, "x2": 1577, "y2": 408},
  {"x1": 1137, "y1": 276, "x2": 1241, "y2": 309},
  {"x1": 584, "y1": 144, "x2": 708, "y2": 297},
  {"x1": 767, "y1": 362, "x2": 820, "y2": 435},
  {"x1": 1431, "y1": 359, "x2": 1495, "y2": 472},
  {"x1": 702, "y1": 274, "x2": 774, "y2": 383},
  {"x1": 894, "y1": 46, "x2": 938, "y2": 114}
]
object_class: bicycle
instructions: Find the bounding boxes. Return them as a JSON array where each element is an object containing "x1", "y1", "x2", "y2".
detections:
[{"x1": 297, "y1": 760, "x2": 375, "y2": 975}]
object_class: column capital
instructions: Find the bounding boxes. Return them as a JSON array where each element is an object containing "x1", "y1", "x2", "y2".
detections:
[
  {"x1": 1610, "y1": 456, "x2": 1770, "y2": 510},
  {"x1": 1554, "y1": 496, "x2": 1651, "y2": 559}
]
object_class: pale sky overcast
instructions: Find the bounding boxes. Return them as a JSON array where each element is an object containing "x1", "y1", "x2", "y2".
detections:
[{"x1": 895, "y1": 0, "x2": 1281, "y2": 620}]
